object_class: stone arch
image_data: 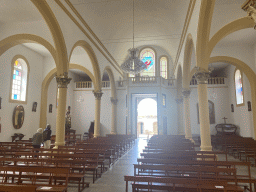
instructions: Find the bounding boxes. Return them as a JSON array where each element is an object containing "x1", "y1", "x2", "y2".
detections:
[
  {"x1": 209, "y1": 56, "x2": 256, "y2": 139},
  {"x1": 196, "y1": 0, "x2": 215, "y2": 69},
  {"x1": 208, "y1": 17, "x2": 254, "y2": 58},
  {"x1": 39, "y1": 64, "x2": 96, "y2": 129},
  {"x1": 183, "y1": 33, "x2": 196, "y2": 89},
  {"x1": 69, "y1": 40, "x2": 101, "y2": 92},
  {"x1": 0, "y1": 34, "x2": 57, "y2": 66},
  {"x1": 30, "y1": 0, "x2": 68, "y2": 75}
]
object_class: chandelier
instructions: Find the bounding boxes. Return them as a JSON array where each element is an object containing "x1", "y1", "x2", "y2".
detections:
[{"x1": 120, "y1": 0, "x2": 146, "y2": 75}]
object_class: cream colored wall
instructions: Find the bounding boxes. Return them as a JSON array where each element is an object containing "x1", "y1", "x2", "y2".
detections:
[
  {"x1": 70, "y1": 54, "x2": 94, "y2": 76},
  {"x1": 116, "y1": 89, "x2": 127, "y2": 134},
  {"x1": 42, "y1": 57, "x2": 57, "y2": 81},
  {"x1": 189, "y1": 86, "x2": 231, "y2": 135},
  {"x1": 211, "y1": 45, "x2": 256, "y2": 74},
  {"x1": 72, "y1": 89, "x2": 112, "y2": 136},
  {"x1": 0, "y1": 45, "x2": 44, "y2": 141},
  {"x1": 227, "y1": 65, "x2": 254, "y2": 138},
  {"x1": 210, "y1": 2, "x2": 246, "y2": 39},
  {"x1": 0, "y1": 20, "x2": 53, "y2": 45},
  {"x1": 46, "y1": 78, "x2": 57, "y2": 134},
  {"x1": 100, "y1": 89, "x2": 112, "y2": 136}
]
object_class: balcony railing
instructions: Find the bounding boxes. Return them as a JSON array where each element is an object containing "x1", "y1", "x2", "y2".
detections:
[
  {"x1": 102, "y1": 81, "x2": 110, "y2": 88},
  {"x1": 190, "y1": 77, "x2": 226, "y2": 85},
  {"x1": 131, "y1": 76, "x2": 157, "y2": 83},
  {"x1": 75, "y1": 81, "x2": 111, "y2": 89},
  {"x1": 76, "y1": 81, "x2": 92, "y2": 88}
]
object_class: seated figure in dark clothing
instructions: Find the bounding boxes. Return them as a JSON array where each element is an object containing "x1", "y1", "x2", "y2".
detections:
[{"x1": 88, "y1": 121, "x2": 94, "y2": 139}]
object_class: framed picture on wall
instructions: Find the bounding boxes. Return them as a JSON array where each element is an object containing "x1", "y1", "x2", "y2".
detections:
[
  {"x1": 32, "y1": 102, "x2": 37, "y2": 112},
  {"x1": 248, "y1": 101, "x2": 251, "y2": 111},
  {"x1": 49, "y1": 104, "x2": 53, "y2": 113},
  {"x1": 231, "y1": 104, "x2": 234, "y2": 112}
]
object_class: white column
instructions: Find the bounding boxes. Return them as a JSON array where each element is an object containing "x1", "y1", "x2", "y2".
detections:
[
  {"x1": 54, "y1": 73, "x2": 72, "y2": 147},
  {"x1": 182, "y1": 88, "x2": 192, "y2": 140},
  {"x1": 176, "y1": 98, "x2": 184, "y2": 135},
  {"x1": 195, "y1": 68, "x2": 212, "y2": 151},
  {"x1": 93, "y1": 90, "x2": 103, "y2": 137},
  {"x1": 110, "y1": 97, "x2": 118, "y2": 134}
]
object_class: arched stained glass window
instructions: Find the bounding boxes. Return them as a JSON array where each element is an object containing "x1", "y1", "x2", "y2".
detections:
[
  {"x1": 160, "y1": 56, "x2": 167, "y2": 79},
  {"x1": 235, "y1": 69, "x2": 244, "y2": 105},
  {"x1": 140, "y1": 48, "x2": 155, "y2": 77},
  {"x1": 10, "y1": 56, "x2": 29, "y2": 103}
]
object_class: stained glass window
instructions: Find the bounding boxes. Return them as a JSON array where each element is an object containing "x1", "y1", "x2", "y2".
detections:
[
  {"x1": 140, "y1": 48, "x2": 155, "y2": 77},
  {"x1": 235, "y1": 69, "x2": 243, "y2": 105},
  {"x1": 160, "y1": 57, "x2": 167, "y2": 79},
  {"x1": 11, "y1": 58, "x2": 28, "y2": 102}
]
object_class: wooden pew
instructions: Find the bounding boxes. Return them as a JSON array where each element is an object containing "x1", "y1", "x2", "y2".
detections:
[
  {"x1": 136, "y1": 158, "x2": 254, "y2": 191},
  {"x1": 0, "y1": 184, "x2": 37, "y2": 192},
  {"x1": 0, "y1": 158, "x2": 90, "y2": 192},
  {"x1": 0, "y1": 166, "x2": 68, "y2": 191},
  {"x1": 140, "y1": 151, "x2": 217, "y2": 161},
  {"x1": 124, "y1": 176, "x2": 243, "y2": 192}
]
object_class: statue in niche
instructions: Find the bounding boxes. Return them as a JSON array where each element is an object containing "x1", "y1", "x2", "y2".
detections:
[
  {"x1": 65, "y1": 106, "x2": 71, "y2": 132},
  {"x1": 197, "y1": 100, "x2": 215, "y2": 124}
]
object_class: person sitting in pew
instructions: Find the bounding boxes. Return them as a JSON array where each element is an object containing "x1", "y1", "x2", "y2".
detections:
[
  {"x1": 43, "y1": 124, "x2": 52, "y2": 149},
  {"x1": 32, "y1": 128, "x2": 43, "y2": 155}
]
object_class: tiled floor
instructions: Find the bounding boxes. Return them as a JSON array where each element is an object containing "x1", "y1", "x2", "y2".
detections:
[
  {"x1": 67, "y1": 137, "x2": 147, "y2": 192},
  {"x1": 67, "y1": 138, "x2": 256, "y2": 192}
]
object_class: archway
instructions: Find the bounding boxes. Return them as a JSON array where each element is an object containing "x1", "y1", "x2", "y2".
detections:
[
  {"x1": 69, "y1": 41, "x2": 102, "y2": 92},
  {"x1": 137, "y1": 98, "x2": 157, "y2": 138},
  {"x1": 40, "y1": 64, "x2": 96, "y2": 130},
  {"x1": 209, "y1": 56, "x2": 256, "y2": 138}
]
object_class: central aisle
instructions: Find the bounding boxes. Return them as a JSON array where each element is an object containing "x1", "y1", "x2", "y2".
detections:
[{"x1": 80, "y1": 137, "x2": 147, "y2": 192}]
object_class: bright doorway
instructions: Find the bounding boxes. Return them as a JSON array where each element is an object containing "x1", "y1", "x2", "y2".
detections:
[{"x1": 137, "y1": 98, "x2": 158, "y2": 138}]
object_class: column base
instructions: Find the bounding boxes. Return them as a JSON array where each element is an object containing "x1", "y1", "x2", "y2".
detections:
[
  {"x1": 94, "y1": 134, "x2": 100, "y2": 138},
  {"x1": 200, "y1": 145, "x2": 212, "y2": 151},
  {"x1": 110, "y1": 132, "x2": 117, "y2": 135},
  {"x1": 54, "y1": 141, "x2": 65, "y2": 148}
]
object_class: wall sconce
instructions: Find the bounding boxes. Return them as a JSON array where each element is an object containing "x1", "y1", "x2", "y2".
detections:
[{"x1": 77, "y1": 96, "x2": 84, "y2": 103}]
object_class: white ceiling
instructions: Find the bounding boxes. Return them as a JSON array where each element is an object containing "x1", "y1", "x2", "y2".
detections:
[
  {"x1": 0, "y1": 0, "x2": 255, "y2": 72},
  {"x1": 0, "y1": 0, "x2": 42, "y2": 23},
  {"x1": 70, "y1": 0, "x2": 189, "y2": 64}
]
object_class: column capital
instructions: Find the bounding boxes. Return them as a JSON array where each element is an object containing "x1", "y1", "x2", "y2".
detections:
[
  {"x1": 56, "y1": 72, "x2": 72, "y2": 88},
  {"x1": 194, "y1": 67, "x2": 210, "y2": 84},
  {"x1": 182, "y1": 88, "x2": 191, "y2": 98},
  {"x1": 110, "y1": 97, "x2": 118, "y2": 105},
  {"x1": 175, "y1": 98, "x2": 183, "y2": 104},
  {"x1": 93, "y1": 90, "x2": 103, "y2": 100}
]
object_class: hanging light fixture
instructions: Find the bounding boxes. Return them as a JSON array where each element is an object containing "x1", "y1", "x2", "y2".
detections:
[{"x1": 120, "y1": 0, "x2": 147, "y2": 74}]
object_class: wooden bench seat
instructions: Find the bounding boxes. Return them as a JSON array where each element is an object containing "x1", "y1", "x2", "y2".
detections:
[
  {"x1": 0, "y1": 166, "x2": 68, "y2": 191},
  {"x1": 124, "y1": 176, "x2": 243, "y2": 192},
  {"x1": 137, "y1": 158, "x2": 255, "y2": 191},
  {"x1": 0, "y1": 157, "x2": 93, "y2": 192},
  {"x1": 140, "y1": 152, "x2": 217, "y2": 161}
]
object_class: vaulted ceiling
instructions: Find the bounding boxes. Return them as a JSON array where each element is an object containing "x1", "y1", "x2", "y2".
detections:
[{"x1": 1, "y1": 0, "x2": 256, "y2": 73}]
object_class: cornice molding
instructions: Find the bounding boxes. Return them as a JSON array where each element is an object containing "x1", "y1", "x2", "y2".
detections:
[
  {"x1": 54, "y1": 0, "x2": 123, "y2": 76},
  {"x1": 172, "y1": 0, "x2": 196, "y2": 75}
]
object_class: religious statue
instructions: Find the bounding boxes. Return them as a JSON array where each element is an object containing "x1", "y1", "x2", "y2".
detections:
[
  {"x1": 247, "y1": 5, "x2": 256, "y2": 29},
  {"x1": 65, "y1": 106, "x2": 71, "y2": 131}
]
